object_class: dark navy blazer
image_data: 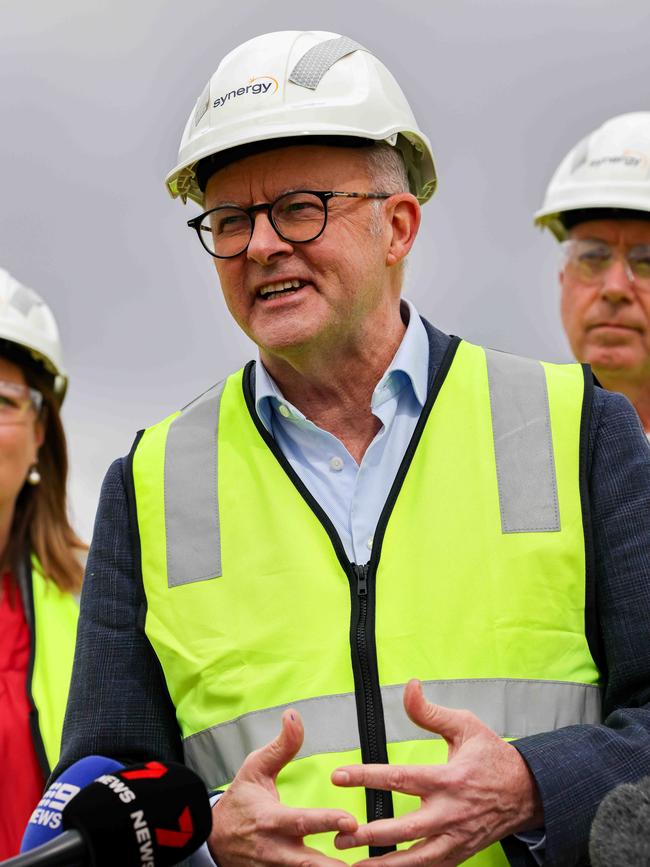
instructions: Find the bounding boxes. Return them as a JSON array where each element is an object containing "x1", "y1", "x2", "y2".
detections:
[{"x1": 56, "y1": 322, "x2": 650, "y2": 866}]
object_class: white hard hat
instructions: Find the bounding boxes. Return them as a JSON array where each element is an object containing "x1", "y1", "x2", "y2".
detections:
[
  {"x1": 535, "y1": 112, "x2": 650, "y2": 240},
  {"x1": 0, "y1": 268, "x2": 67, "y2": 401},
  {"x1": 166, "y1": 30, "x2": 437, "y2": 206}
]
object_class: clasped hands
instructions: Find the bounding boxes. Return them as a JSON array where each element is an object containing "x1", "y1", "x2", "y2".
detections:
[{"x1": 208, "y1": 679, "x2": 542, "y2": 867}]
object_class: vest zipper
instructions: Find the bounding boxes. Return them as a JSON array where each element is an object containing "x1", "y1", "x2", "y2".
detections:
[{"x1": 349, "y1": 562, "x2": 394, "y2": 857}]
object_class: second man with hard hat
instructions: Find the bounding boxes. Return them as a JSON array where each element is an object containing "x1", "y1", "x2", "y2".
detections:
[{"x1": 536, "y1": 112, "x2": 650, "y2": 436}]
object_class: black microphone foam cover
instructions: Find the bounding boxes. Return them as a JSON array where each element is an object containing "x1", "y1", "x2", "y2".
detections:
[
  {"x1": 61, "y1": 760, "x2": 212, "y2": 867},
  {"x1": 590, "y1": 776, "x2": 650, "y2": 867}
]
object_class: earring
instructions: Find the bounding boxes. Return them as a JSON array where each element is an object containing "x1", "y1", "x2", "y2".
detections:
[{"x1": 27, "y1": 464, "x2": 41, "y2": 485}]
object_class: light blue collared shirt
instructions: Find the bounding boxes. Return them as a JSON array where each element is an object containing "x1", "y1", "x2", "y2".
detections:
[{"x1": 254, "y1": 298, "x2": 428, "y2": 565}]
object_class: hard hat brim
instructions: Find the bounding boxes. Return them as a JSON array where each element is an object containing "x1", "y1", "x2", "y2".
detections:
[{"x1": 166, "y1": 127, "x2": 436, "y2": 206}]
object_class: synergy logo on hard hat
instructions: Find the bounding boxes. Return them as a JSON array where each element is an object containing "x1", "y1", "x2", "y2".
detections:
[
  {"x1": 193, "y1": 76, "x2": 278, "y2": 127},
  {"x1": 213, "y1": 76, "x2": 279, "y2": 110},
  {"x1": 588, "y1": 149, "x2": 649, "y2": 172}
]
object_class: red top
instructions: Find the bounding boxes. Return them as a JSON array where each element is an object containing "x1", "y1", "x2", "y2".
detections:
[{"x1": 0, "y1": 573, "x2": 45, "y2": 859}]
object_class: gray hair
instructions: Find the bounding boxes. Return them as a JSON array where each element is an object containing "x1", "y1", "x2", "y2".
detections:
[
  {"x1": 365, "y1": 141, "x2": 410, "y2": 194},
  {"x1": 364, "y1": 142, "x2": 410, "y2": 235}
]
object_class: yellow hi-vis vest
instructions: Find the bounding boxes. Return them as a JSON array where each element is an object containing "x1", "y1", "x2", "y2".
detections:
[
  {"x1": 23, "y1": 557, "x2": 79, "y2": 773},
  {"x1": 132, "y1": 339, "x2": 601, "y2": 865}
]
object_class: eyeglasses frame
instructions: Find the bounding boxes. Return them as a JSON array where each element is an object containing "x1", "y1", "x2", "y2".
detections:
[
  {"x1": 0, "y1": 380, "x2": 43, "y2": 421},
  {"x1": 187, "y1": 190, "x2": 393, "y2": 259},
  {"x1": 560, "y1": 238, "x2": 650, "y2": 289}
]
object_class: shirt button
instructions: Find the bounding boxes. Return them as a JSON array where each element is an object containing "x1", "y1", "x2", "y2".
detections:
[
  {"x1": 367, "y1": 536, "x2": 374, "y2": 550},
  {"x1": 329, "y1": 456, "x2": 344, "y2": 472},
  {"x1": 278, "y1": 404, "x2": 291, "y2": 418}
]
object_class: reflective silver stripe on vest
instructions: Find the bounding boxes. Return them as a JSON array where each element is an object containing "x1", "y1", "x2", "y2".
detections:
[
  {"x1": 164, "y1": 380, "x2": 226, "y2": 587},
  {"x1": 289, "y1": 36, "x2": 366, "y2": 90},
  {"x1": 183, "y1": 678, "x2": 601, "y2": 788},
  {"x1": 485, "y1": 349, "x2": 560, "y2": 534}
]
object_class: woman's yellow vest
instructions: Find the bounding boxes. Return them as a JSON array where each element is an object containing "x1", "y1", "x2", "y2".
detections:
[
  {"x1": 132, "y1": 340, "x2": 601, "y2": 865},
  {"x1": 24, "y1": 557, "x2": 79, "y2": 773}
]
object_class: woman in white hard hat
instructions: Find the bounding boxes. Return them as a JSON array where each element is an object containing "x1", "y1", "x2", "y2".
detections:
[{"x1": 0, "y1": 268, "x2": 84, "y2": 858}]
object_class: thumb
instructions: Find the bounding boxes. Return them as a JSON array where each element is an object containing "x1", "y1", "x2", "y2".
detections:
[
  {"x1": 240, "y1": 709, "x2": 304, "y2": 783},
  {"x1": 404, "y1": 680, "x2": 478, "y2": 754}
]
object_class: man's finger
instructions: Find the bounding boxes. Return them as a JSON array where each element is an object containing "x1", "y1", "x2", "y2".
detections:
[
  {"x1": 239, "y1": 709, "x2": 304, "y2": 782},
  {"x1": 332, "y1": 762, "x2": 436, "y2": 796},
  {"x1": 403, "y1": 679, "x2": 479, "y2": 746},
  {"x1": 349, "y1": 835, "x2": 460, "y2": 867},
  {"x1": 268, "y1": 806, "x2": 358, "y2": 838},
  {"x1": 289, "y1": 842, "x2": 355, "y2": 867},
  {"x1": 334, "y1": 810, "x2": 430, "y2": 849}
]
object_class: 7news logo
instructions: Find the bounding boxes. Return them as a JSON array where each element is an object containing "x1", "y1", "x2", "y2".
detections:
[{"x1": 123, "y1": 763, "x2": 196, "y2": 867}]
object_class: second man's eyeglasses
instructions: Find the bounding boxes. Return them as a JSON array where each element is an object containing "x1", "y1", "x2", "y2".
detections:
[{"x1": 561, "y1": 238, "x2": 650, "y2": 290}]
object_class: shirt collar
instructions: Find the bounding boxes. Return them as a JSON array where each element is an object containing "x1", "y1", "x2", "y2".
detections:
[
  {"x1": 254, "y1": 298, "x2": 429, "y2": 431},
  {"x1": 375, "y1": 298, "x2": 429, "y2": 407},
  {"x1": 255, "y1": 355, "x2": 299, "y2": 432}
]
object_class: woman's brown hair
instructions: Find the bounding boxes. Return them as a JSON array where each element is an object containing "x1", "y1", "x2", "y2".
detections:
[{"x1": 1, "y1": 344, "x2": 86, "y2": 592}]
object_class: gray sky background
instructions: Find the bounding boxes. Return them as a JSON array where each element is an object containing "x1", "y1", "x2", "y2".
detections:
[{"x1": 1, "y1": 0, "x2": 648, "y2": 541}]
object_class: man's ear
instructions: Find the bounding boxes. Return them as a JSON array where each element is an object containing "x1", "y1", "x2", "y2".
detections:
[{"x1": 385, "y1": 193, "x2": 421, "y2": 267}]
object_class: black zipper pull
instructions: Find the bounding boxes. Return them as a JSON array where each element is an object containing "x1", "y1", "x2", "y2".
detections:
[{"x1": 354, "y1": 563, "x2": 368, "y2": 596}]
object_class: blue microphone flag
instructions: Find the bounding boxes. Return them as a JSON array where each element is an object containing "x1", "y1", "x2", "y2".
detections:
[{"x1": 20, "y1": 755, "x2": 124, "y2": 852}]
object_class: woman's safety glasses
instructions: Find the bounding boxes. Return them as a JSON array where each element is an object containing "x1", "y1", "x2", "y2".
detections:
[{"x1": 0, "y1": 381, "x2": 42, "y2": 424}]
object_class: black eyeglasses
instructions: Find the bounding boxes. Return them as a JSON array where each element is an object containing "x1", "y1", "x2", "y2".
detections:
[{"x1": 187, "y1": 190, "x2": 392, "y2": 259}]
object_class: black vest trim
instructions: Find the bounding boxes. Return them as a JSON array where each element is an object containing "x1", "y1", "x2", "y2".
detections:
[{"x1": 579, "y1": 366, "x2": 603, "y2": 676}]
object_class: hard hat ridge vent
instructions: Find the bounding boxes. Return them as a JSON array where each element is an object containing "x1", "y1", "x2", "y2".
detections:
[{"x1": 288, "y1": 36, "x2": 367, "y2": 91}]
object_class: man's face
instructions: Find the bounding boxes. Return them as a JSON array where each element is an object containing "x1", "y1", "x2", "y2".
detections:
[
  {"x1": 203, "y1": 145, "x2": 398, "y2": 359},
  {"x1": 560, "y1": 219, "x2": 650, "y2": 385}
]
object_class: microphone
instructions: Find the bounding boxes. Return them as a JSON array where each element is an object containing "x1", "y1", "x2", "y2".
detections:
[
  {"x1": 3, "y1": 760, "x2": 212, "y2": 866},
  {"x1": 20, "y1": 755, "x2": 124, "y2": 854},
  {"x1": 589, "y1": 775, "x2": 650, "y2": 866}
]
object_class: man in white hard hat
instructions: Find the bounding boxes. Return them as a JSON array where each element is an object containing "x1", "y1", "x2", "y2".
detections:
[
  {"x1": 57, "y1": 33, "x2": 650, "y2": 867},
  {"x1": 536, "y1": 112, "x2": 650, "y2": 435}
]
